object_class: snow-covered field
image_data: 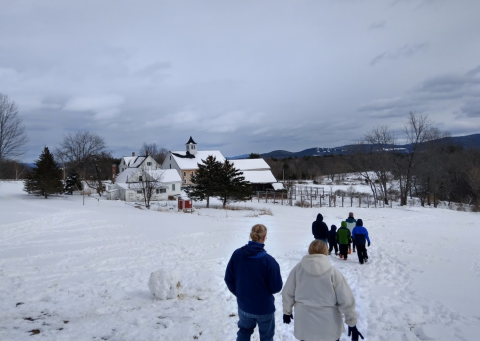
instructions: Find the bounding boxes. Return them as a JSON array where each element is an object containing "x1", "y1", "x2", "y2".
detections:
[{"x1": 1, "y1": 181, "x2": 479, "y2": 341}]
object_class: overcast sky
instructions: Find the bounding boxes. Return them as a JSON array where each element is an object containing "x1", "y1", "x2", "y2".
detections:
[{"x1": 1, "y1": 0, "x2": 480, "y2": 162}]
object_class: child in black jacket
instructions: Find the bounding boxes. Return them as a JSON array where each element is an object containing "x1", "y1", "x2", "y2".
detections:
[{"x1": 328, "y1": 225, "x2": 338, "y2": 256}]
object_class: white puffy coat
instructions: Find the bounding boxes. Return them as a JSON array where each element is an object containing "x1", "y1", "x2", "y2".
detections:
[{"x1": 282, "y1": 254, "x2": 357, "y2": 341}]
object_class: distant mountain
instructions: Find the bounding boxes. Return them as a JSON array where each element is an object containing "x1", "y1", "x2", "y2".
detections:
[{"x1": 229, "y1": 133, "x2": 480, "y2": 159}]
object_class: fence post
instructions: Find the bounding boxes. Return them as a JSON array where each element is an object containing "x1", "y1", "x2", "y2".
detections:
[
  {"x1": 274, "y1": 191, "x2": 276, "y2": 204},
  {"x1": 359, "y1": 196, "x2": 361, "y2": 208},
  {"x1": 319, "y1": 195, "x2": 322, "y2": 207},
  {"x1": 310, "y1": 195, "x2": 312, "y2": 208},
  {"x1": 342, "y1": 195, "x2": 344, "y2": 207},
  {"x1": 258, "y1": 191, "x2": 260, "y2": 203}
]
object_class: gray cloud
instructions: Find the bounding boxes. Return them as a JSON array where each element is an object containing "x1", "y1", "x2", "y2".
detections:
[
  {"x1": 370, "y1": 43, "x2": 428, "y2": 66},
  {"x1": 369, "y1": 20, "x2": 386, "y2": 30},
  {"x1": 0, "y1": 0, "x2": 479, "y2": 161}
]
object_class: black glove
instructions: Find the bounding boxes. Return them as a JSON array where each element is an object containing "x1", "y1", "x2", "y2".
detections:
[
  {"x1": 283, "y1": 313, "x2": 293, "y2": 324},
  {"x1": 368, "y1": 242, "x2": 371, "y2": 247},
  {"x1": 348, "y1": 326, "x2": 364, "y2": 341}
]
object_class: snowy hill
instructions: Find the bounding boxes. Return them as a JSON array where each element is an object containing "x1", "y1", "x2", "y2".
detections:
[{"x1": 1, "y1": 181, "x2": 479, "y2": 340}]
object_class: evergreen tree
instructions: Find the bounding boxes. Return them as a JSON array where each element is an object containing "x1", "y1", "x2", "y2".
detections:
[
  {"x1": 185, "y1": 155, "x2": 222, "y2": 208},
  {"x1": 216, "y1": 160, "x2": 252, "y2": 208},
  {"x1": 64, "y1": 169, "x2": 83, "y2": 194},
  {"x1": 24, "y1": 147, "x2": 64, "y2": 198}
]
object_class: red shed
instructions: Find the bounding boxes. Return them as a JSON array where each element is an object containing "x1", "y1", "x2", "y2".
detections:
[{"x1": 178, "y1": 197, "x2": 193, "y2": 212}]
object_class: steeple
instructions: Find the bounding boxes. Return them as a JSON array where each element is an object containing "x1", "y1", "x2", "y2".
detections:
[{"x1": 186, "y1": 136, "x2": 197, "y2": 155}]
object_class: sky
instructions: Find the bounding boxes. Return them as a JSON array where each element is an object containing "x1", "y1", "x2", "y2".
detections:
[{"x1": 1, "y1": 0, "x2": 480, "y2": 162}]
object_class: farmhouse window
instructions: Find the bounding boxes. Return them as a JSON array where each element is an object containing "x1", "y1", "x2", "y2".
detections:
[
  {"x1": 139, "y1": 176, "x2": 143, "y2": 181},
  {"x1": 147, "y1": 162, "x2": 152, "y2": 166},
  {"x1": 191, "y1": 171, "x2": 194, "y2": 177},
  {"x1": 172, "y1": 184, "x2": 175, "y2": 191},
  {"x1": 137, "y1": 190, "x2": 142, "y2": 194},
  {"x1": 183, "y1": 171, "x2": 186, "y2": 177}
]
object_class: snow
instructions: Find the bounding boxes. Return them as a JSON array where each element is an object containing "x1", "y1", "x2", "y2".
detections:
[
  {"x1": 116, "y1": 169, "x2": 181, "y2": 184},
  {"x1": 170, "y1": 150, "x2": 226, "y2": 169},
  {"x1": 148, "y1": 269, "x2": 181, "y2": 300},
  {"x1": 272, "y1": 183, "x2": 284, "y2": 190},
  {"x1": 230, "y1": 159, "x2": 270, "y2": 171},
  {"x1": 115, "y1": 168, "x2": 138, "y2": 183},
  {"x1": 150, "y1": 169, "x2": 181, "y2": 183},
  {"x1": 1, "y1": 181, "x2": 480, "y2": 341},
  {"x1": 122, "y1": 156, "x2": 146, "y2": 168},
  {"x1": 241, "y1": 170, "x2": 277, "y2": 184}
]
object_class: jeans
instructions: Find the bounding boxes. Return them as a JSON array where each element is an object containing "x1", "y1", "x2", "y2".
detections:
[{"x1": 237, "y1": 308, "x2": 275, "y2": 341}]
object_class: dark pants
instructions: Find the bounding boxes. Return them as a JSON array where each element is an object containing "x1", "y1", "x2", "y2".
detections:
[
  {"x1": 350, "y1": 239, "x2": 356, "y2": 251},
  {"x1": 237, "y1": 308, "x2": 275, "y2": 341},
  {"x1": 357, "y1": 245, "x2": 368, "y2": 264},
  {"x1": 328, "y1": 241, "x2": 338, "y2": 255},
  {"x1": 339, "y1": 244, "x2": 349, "y2": 259}
]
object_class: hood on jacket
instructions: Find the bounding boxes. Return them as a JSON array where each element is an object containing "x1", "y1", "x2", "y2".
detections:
[
  {"x1": 241, "y1": 241, "x2": 267, "y2": 258},
  {"x1": 315, "y1": 213, "x2": 324, "y2": 222},
  {"x1": 300, "y1": 254, "x2": 332, "y2": 276},
  {"x1": 341, "y1": 221, "x2": 347, "y2": 228},
  {"x1": 356, "y1": 219, "x2": 363, "y2": 226},
  {"x1": 330, "y1": 225, "x2": 337, "y2": 232}
]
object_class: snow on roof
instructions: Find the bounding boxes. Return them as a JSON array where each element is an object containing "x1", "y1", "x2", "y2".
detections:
[
  {"x1": 231, "y1": 159, "x2": 270, "y2": 171},
  {"x1": 122, "y1": 156, "x2": 146, "y2": 168},
  {"x1": 170, "y1": 150, "x2": 226, "y2": 170},
  {"x1": 149, "y1": 169, "x2": 182, "y2": 183},
  {"x1": 115, "y1": 168, "x2": 138, "y2": 183},
  {"x1": 241, "y1": 170, "x2": 277, "y2": 184},
  {"x1": 272, "y1": 183, "x2": 284, "y2": 190}
]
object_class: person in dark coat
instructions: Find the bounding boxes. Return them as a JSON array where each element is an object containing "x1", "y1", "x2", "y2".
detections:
[
  {"x1": 225, "y1": 224, "x2": 283, "y2": 341},
  {"x1": 328, "y1": 225, "x2": 338, "y2": 256},
  {"x1": 312, "y1": 213, "x2": 329, "y2": 245},
  {"x1": 352, "y1": 219, "x2": 371, "y2": 265}
]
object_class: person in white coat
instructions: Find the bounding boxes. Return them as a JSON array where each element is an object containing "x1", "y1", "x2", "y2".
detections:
[{"x1": 282, "y1": 240, "x2": 364, "y2": 341}]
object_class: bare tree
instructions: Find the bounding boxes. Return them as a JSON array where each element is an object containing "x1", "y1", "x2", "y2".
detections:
[
  {"x1": 0, "y1": 93, "x2": 28, "y2": 178},
  {"x1": 55, "y1": 131, "x2": 109, "y2": 179},
  {"x1": 130, "y1": 168, "x2": 165, "y2": 208},
  {"x1": 353, "y1": 125, "x2": 395, "y2": 204},
  {"x1": 396, "y1": 112, "x2": 435, "y2": 206},
  {"x1": 139, "y1": 142, "x2": 168, "y2": 165}
]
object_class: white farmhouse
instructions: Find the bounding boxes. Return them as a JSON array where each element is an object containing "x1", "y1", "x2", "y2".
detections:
[
  {"x1": 161, "y1": 136, "x2": 225, "y2": 186},
  {"x1": 118, "y1": 151, "x2": 160, "y2": 174},
  {"x1": 108, "y1": 168, "x2": 181, "y2": 202}
]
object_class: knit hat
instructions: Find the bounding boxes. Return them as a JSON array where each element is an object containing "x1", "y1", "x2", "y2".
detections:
[
  {"x1": 341, "y1": 221, "x2": 347, "y2": 228},
  {"x1": 356, "y1": 219, "x2": 363, "y2": 226},
  {"x1": 331, "y1": 224, "x2": 337, "y2": 231}
]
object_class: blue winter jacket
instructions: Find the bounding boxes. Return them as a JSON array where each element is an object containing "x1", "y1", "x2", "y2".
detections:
[
  {"x1": 352, "y1": 225, "x2": 371, "y2": 246},
  {"x1": 224, "y1": 241, "x2": 283, "y2": 315}
]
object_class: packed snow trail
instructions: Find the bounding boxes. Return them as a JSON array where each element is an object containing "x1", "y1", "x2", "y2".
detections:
[{"x1": 1, "y1": 182, "x2": 480, "y2": 340}]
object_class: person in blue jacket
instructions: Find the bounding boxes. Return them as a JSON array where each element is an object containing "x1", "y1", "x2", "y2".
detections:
[
  {"x1": 351, "y1": 219, "x2": 371, "y2": 264},
  {"x1": 224, "y1": 224, "x2": 283, "y2": 341}
]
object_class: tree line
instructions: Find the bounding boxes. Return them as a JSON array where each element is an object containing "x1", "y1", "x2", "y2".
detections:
[{"x1": 264, "y1": 112, "x2": 480, "y2": 209}]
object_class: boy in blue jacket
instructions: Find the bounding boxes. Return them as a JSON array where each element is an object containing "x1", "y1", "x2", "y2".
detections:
[
  {"x1": 352, "y1": 219, "x2": 371, "y2": 264},
  {"x1": 225, "y1": 224, "x2": 283, "y2": 341}
]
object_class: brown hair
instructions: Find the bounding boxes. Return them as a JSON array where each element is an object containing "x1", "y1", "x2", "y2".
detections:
[
  {"x1": 250, "y1": 224, "x2": 267, "y2": 242},
  {"x1": 308, "y1": 240, "x2": 328, "y2": 255}
]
